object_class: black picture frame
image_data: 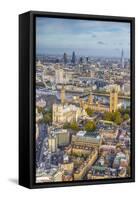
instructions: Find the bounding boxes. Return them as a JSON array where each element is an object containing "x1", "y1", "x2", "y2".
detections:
[{"x1": 19, "y1": 10, "x2": 135, "y2": 189}]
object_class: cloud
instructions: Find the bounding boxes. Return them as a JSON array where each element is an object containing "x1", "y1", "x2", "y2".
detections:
[
  {"x1": 36, "y1": 17, "x2": 130, "y2": 57},
  {"x1": 97, "y1": 41, "x2": 105, "y2": 45},
  {"x1": 92, "y1": 34, "x2": 96, "y2": 38},
  {"x1": 114, "y1": 48, "x2": 120, "y2": 51}
]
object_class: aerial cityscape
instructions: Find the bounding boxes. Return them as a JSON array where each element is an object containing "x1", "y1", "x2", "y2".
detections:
[{"x1": 35, "y1": 17, "x2": 131, "y2": 183}]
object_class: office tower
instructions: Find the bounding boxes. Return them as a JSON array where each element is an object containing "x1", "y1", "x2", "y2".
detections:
[
  {"x1": 79, "y1": 56, "x2": 83, "y2": 64},
  {"x1": 86, "y1": 56, "x2": 89, "y2": 63},
  {"x1": 63, "y1": 52, "x2": 67, "y2": 65},
  {"x1": 71, "y1": 51, "x2": 76, "y2": 64},
  {"x1": 48, "y1": 136, "x2": 58, "y2": 153},
  {"x1": 121, "y1": 49, "x2": 124, "y2": 68},
  {"x1": 57, "y1": 130, "x2": 70, "y2": 147}
]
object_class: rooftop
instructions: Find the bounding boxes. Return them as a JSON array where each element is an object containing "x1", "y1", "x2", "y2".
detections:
[{"x1": 85, "y1": 131, "x2": 100, "y2": 139}]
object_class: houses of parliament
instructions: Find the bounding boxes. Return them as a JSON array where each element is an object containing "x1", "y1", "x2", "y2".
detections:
[{"x1": 52, "y1": 85, "x2": 119, "y2": 124}]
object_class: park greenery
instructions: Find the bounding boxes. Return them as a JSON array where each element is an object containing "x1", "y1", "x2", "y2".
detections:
[
  {"x1": 63, "y1": 121, "x2": 80, "y2": 131},
  {"x1": 118, "y1": 107, "x2": 130, "y2": 115},
  {"x1": 103, "y1": 107, "x2": 130, "y2": 125},
  {"x1": 85, "y1": 107, "x2": 94, "y2": 116},
  {"x1": 37, "y1": 106, "x2": 44, "y2": 114},
  {"x1": 63, "y1": 120, "x2": 96, "y2": 132},
  {"x1": 84, "y1": 121, "x2": 96, "y2": 132},
  {"x1": 43, "y1": 111, "x2": 52, "y2": 124},
  {"x1": 38, "y1": 107, "x2": 52, "y2": 125}
]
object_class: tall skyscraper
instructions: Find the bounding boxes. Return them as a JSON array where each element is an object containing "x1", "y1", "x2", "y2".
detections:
[
  {"x1": 63, "y1": 52, "x2": 67, "y2": 65},
  {"x1": 79, "y1": 57, "x2": 83, "y2": 64},
  {"x1": 71, "y1": 51, "x2": 76, "y2": 65},
  {"x1": 86, "y1": 57, "x2": 89, "y2": 63},
  {"x1": 121, "y1": 49, "x2": 124, "y2": 68}
]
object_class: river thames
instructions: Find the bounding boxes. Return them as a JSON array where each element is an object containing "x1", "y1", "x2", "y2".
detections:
[{"x1": 36, "y1": 88, "x2": 130, "y2": 109}]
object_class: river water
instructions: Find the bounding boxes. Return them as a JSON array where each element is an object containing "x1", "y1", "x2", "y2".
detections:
[
  {"x1": 36, "y1": 88, "x2": 130, "y2": 109},
  {"x1": 57, "y1": 91, "x2": 130, "y2": 108}
]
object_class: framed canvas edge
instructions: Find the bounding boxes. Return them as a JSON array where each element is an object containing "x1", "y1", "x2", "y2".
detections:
[{"x1": 19, "y1": 11, "x2": 135, "y2": 189}]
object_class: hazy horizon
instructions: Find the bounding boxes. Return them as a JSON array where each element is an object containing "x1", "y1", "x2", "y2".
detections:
[{"x1": 36, "y1": 17, "x2": 130, "y2": 58}]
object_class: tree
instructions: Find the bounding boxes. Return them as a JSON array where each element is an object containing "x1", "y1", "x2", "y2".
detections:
[
  {"x1": 118, "y1": 107, "x2": 124, "y2": 113},
  {"x1": 125, "y1": 107, "x2": 130, "y2": 115},
  {"x1": 103, "y1": 111, "x2": 112, "y2": 121},
  {"x1": 118, "y1": 107, "x2": 130, "y2": 115},
  {"x1": 85, "y1": 108, "x2": 94, "y2": 116},
  {"x1": 84, "y1": 121, "x2": 96, "y2": 132},
  {"x1": 37, "y1": 107, "x2": 44, "y2": 113},
  {"x1": 70, "y1": 121, "x2": 80, "y2": 131},
  {"x1": 43, "y1": 112, "x2": 52, "y2": 124},
  {"x1": 123, "y1": 113, "x2": 129, "y2": 121},
  {"x1": 113, "y1": 111, "x2": 122, "y2": 125},
  {"x1": 103, "y1": 111, "x2": 123, "y2": 125},
  {"x1": 63, "y1": 122, "x2": 70, "y2": 129}
]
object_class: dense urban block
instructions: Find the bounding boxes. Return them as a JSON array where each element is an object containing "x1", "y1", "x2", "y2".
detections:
[{"x1": 35, "y1": 17, "x2": 131, "y2": 183}]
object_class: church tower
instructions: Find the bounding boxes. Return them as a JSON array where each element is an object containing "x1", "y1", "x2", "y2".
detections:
[
  {"x1": 61, "y1": 85, "x2": 65, "y2": 105},
  {"x1": 110, "y1": 86, "x2": 118, "y2": 112},
  {"x1": 88, "y1": 90, "x2": 93, "y2": 106}
]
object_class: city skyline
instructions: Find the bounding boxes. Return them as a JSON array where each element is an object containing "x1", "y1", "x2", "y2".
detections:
[
  {"x1": 36, "y1": 17, "x2": 130, "y2": 58},
  {"x1": 35, "y1": 16, "x2": 131, "y2": 183}
]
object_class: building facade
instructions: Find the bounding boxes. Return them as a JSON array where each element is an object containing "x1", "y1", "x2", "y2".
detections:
[{"x1": 52, "y1": 103, "x2": 82, "y2": 124}]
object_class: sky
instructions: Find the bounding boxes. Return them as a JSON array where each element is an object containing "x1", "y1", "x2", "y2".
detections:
[{"x1": 36, "y1": 17, "x2": 130, "y2": 58}]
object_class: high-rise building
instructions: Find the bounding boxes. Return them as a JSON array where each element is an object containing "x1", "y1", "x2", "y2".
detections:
[
  {"x1": 110, "y1": 86, "x2": 118, "y2": 112},
  {"x1": 86, "y1": 57, "x2": 89, "y2": 63},
  {"x1": 57, "y1": 130, "x2": 70, "y2": 147},
  {"x1": 48, "y1": 135, "x2": 58, "y2": 153},
  {"x1": 55, "y1": 68, "x2": 64, "y2": 84},
  {"x1": 49, "y1": 129, "x2": 70, "y2": 147},
  {"x1": 121, "y1": 49, "x2": 124, "y2": 68},
  {"x1": 63, "y1": 53, "x2": 67, "y2": 65},
  {"x1": 79, "y1": 57, "x2": 83, "y2": 64},
  {"x1": 71, "y1": 51, "x2": 76, "y2": 65}
]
